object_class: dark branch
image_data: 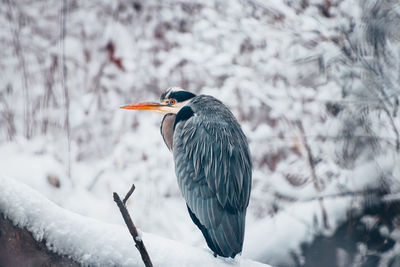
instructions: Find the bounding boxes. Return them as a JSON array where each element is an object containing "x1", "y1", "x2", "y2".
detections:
[
  {"x1": 113, "y1": 188, "x2": 153, "y2": 267},
  {"x1": 123, "y1": 184, "x2": 136, "y2": 205},
  {"x1": 297, "y1": 121, "x2": 320, "y2": 191}
]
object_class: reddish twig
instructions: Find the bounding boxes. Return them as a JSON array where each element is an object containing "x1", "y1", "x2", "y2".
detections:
[
  {"x1": 297, "y1": 121, "x2": 330, "y2": 229},
  {"x1": 113, "y1": 185, "x2": 153, "y2": 267},
  {"x1": 297, "y1": 121, "x2": 320, "y2": 191}
]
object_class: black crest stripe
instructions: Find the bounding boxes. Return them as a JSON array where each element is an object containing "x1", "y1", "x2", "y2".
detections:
[
  {"x1": 169, "y1": 91, "x2": 196, "y2": 102},
  {"x1": 174, "y1": 106, "x2": 194, "y2": 129}
]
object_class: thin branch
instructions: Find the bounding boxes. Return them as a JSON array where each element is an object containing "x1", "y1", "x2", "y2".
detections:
[
  {"x1": 86, "y1": 170, "x2": 105, "y2": 191},
  {"x1": 382, "y1": 107, "x2": 400, "y2": 152},
  {"x1": 113, "y1": 186, "x2": 153, "y2": 267},
  {"x1": 6, "y1": 0, "x2": 31, "y2": 139},
  {"x1": 297, "y1": 121, "x2": 320, "y2": 191},
  {"x1": 297, "y1": 121, "x2": 330, "y2": 229},
  {"x1": 298, "y1": 188, "x2": 382, "y2": 202},
  {"x1": 318, "y1": 199, "x2": 329, "y2": 229},
  {"x1": 123, "y1": 184, "x2": 136, "y2": 205},
  {"x1": 60, "y1": 0, "x2": 72, "y2": 179}
]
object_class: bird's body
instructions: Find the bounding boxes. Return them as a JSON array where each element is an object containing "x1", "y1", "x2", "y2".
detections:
[{"x1": 121, "y1": 88, "x2": 252, "y2": 258}]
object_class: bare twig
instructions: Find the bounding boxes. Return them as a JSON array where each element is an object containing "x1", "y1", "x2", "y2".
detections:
[
  {"x1": 6, "y1": 0, "x2": 31, "y2": 139},
  {"x1": 382, "y1": 107, "x2": 400, "y2": 152},
  {"x1": 0, "y1": 91, "x2": 16, "y2": 141},
  {"x1": 297, "y1": 121, "x2": 330, "y2": 229},
  {"x1": 113, "y1": 186, "x2": 153, "y2": 267},
  {"x1": 299, "y1": 188, "x2": 382, "y2": 202},
  {"x1": 60, "y1": 0, "x2": 72, "y2": 179},
  {"x1": 123, "y1": 184, "x2": 136, "y2": 205},
  {"x1": 86, "y1": 169, "x2": 105, "y2": 191},
  {"x1": 297, "y1": 121, "x2": 320, "y2": 191},
  {"x1": 318, "y1": 199, "x2": 329, "y2": 229}
]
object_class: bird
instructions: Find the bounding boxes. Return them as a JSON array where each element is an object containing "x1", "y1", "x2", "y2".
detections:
[{"x1": 121, "y1": 87, "x2": 252, "y2": 258}]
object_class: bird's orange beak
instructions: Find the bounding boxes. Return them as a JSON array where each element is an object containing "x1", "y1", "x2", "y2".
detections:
[
  {"x1": 121, "y1": 102, "x2": 165, "y2": 111},
  {"x1": 120, "y1": 102, "x2": 178, "y2": 114}
]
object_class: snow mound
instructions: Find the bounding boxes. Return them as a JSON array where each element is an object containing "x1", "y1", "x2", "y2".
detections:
[{"x1": 0, "y1": 175, "x2": 269, "y2": 267}]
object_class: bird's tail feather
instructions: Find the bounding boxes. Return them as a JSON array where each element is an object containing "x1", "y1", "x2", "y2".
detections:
[{"x1": 187, "y1": 205, "x2": 245, "y2": 258}]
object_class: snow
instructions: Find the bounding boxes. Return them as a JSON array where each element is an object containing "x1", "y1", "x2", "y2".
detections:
[
  {"x1": 135, "y1": 233, "x2": 142, "y2": 242},
  {"x1": 1, "y1": 0, "x2": 400, "y2": 265},
  {"x1": 0, "y1": 175, "x2": 269, "y2": 267},
  {"x1": 245, "y1": 195, "x2": 357, "y2": 266}
]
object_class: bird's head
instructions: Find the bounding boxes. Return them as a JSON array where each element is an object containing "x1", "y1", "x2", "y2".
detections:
[{"x1": 121, "y1": 87, "x2": 196, "y2": 114}]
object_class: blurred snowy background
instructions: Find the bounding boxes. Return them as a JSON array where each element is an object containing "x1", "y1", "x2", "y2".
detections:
[{"x1": 1, "y1": 0, "x2": 400, "y2": 266}]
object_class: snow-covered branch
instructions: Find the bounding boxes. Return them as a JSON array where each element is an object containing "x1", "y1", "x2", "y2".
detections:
[{"x1": 0, "y1": 175, "x2": 268, "y2": 267}]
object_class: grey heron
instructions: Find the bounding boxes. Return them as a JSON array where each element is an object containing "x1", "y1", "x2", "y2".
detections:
[{"x1": 121, "y1": 87, "x2": 252, "y2": 258}]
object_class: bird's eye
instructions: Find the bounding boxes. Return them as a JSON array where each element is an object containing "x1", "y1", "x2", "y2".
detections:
[{"x1": 169, "y1": 99, "x2": 176, "y2": 105}]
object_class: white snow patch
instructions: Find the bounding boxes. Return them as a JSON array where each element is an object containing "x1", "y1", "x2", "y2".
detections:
[
  {"x1": 0, "y1": 175, "x2": 269, "y2": 267},
  {"x1": 245, "y1": 196, "x2": 357, "y2": 266}
]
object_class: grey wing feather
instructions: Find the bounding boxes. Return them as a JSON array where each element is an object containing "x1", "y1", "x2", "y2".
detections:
[{"x1": 173, "y1": 109, "x2": 252, "y2": 257}]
